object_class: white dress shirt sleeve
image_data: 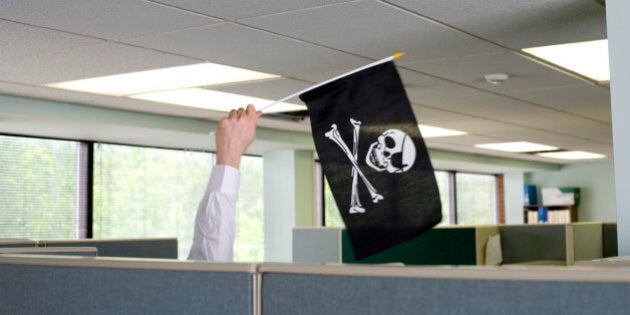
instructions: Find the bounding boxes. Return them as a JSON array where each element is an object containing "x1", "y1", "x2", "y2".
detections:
[{"x1": 187, "y1": 165, "x2": 240, "y2": 262}]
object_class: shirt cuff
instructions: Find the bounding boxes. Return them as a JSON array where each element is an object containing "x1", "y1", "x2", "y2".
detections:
[{"x1": 208, "y1": 164, "x2": 240, "y2": 196}]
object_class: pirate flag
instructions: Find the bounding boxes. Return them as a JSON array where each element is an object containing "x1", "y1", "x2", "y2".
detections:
[{"x1": 300, "y1": 60, "x2": 442, "y2": 259}]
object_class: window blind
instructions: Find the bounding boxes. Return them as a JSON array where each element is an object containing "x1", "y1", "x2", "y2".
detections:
[{"x1": 0, "y1": 135, "x2": 84, "y2": 239}]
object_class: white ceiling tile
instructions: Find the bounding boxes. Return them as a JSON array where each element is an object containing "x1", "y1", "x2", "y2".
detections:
[
  {"x1": 209, "y1": 78, "x2": 313, "y2": 105},
  {"x1": 388, "y1": 0, "x2": 606, "y2": 49},
  {"x1": 0, "y1": 20, "x2": 102, "y2": 60},
  {"x1": 240, "y1": 0, "x2": 504, "y2": 62},
  {"x1": 125, "y1": 23, "x2": 372, "y2": 76},
  {"x1": 0, "y1": 0, "x2": 615, "y2": 166},
  {"x1": 505, "y1": 84, "x2": 611, "y2": 123},
  {"x1": 0, "y1": 80, "x2": 229, "y2": 122},
  {"x1": 415, "y1": 92, "x2": 612, "y2": 141},
  {"x1": 0, "y1": 0, "x2": 220, "y2": 40},
  {"x1": 401, "y1": 52, "x2": 585, "y2": 92},
  {"x1": 152, "y1": 0, "x2": 353, "y2": 20},
  {"x1": 0, "y1": 43, "x2": 200, "y2": 85},
  {"x1": 399, "y1": 68, "x2": 482, "y2": 106}
]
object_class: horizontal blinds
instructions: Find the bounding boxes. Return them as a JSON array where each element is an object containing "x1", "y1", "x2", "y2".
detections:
[{"x1": 0, "y1": 135, "x2": 81, "y2": 239}]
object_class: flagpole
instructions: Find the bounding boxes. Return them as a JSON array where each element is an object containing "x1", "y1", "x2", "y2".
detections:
[
  {"x1": 259, "y1": 52, "x2": 404, "y2": 112},
  {"x1": 208, "y1": 53, "x2": 404, "y2": 135}
]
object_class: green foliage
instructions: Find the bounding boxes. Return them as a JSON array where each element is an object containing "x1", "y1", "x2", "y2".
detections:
[
  {"x1": 93, "y1": 144, "x2": 211, "y2": 258},
  {"x1": 92, "y1": 144, "x2": 264, "y2": 261},
  {"x1": 456, "y1": 173, "x2": 496, "y2": 225},
  {"x1": 2, "y1": 137, "x2": 265, "y2": 261},
  {"x1": 234, "y1": 156, "x2": 264, "y2": 262},
  {"x1": 0, "y1": 136, "x2": 77, "y2": 239},
  {"x1": 323, "y1": 177, "x2": 345, "y2": 228}
]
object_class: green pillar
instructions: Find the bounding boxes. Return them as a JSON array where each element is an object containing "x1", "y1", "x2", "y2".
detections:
[
  {"x1": 607, "y1": 0, "x2": 630, "y2": 255},
  {"x1": 263, "y1": 149, "x2": 315, "y2": 262}
]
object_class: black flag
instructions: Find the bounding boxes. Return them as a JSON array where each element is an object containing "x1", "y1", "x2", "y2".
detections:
[{"x1": 300, "y1": 61, "x2": 442, "y2": 259}]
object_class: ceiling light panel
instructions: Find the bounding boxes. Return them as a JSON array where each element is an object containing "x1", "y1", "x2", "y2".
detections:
[
  {"x1": 419, "y1": 125, "x2": 467, "y2": 138},
  {"x1": 131, "y1": 88, "x2": 306, "y2": 113},
  {"x1": 475, "y1": 141, "x2": 558, "y2": 153},
  {"x1": 523, "y1": 39, "x2": 609, "y2": 82},
  {"x1": 536, "y1": 151, "x2": 605, "y2": 160},
  {"x1": 47, "y1": 63, "x2": 280, "y2": 96}
]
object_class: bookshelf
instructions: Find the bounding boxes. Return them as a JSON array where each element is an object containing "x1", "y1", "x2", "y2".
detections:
[{"x1": 523, "y1": 205, "x2": 578, "y2": 224}]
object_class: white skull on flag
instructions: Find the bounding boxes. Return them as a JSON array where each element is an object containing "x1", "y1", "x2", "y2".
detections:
[{"x1": 366, "y1": 129, "x2": 416, "y2": 173}]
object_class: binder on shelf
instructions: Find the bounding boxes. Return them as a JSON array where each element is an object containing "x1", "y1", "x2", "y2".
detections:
[
  {"x1": 523, "y1": 185, "x2": 537, "y2": 205},
  {"x1": 537, "y1": 207, "x2": 548, "y2": 223}
]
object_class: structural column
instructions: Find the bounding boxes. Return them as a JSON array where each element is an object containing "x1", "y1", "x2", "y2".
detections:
[
  {"x1": 606, "y1": 0, "x2": 630, "y2": 255},
  {"x1": 263, "y1": 150, "x2": 315, "y2": 262}
]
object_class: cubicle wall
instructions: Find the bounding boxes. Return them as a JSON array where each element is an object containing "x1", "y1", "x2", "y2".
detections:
[
  {"x1": 0, "y1": 239, "x2": 37, "y2": 248},
  {"x1": 0, "y1": 255, "x2": 256, "y2": 314},
  {"x1": 294, "y1": 226, "x2": 499, "y2": 265},
  {"x1": 0, "y1": 246, "x2": 97, "y2": 257},
  {"x1": 259, "y1": 263, "x2": 630, "y2": 315},
  {"x1": 603, "y1": 222, "x2": 619, "y2": 257},
  {"x1": 4, "y1": 255, "x2": 630, "y2": 314},
  {"x1": 40, "y1": 237, "x2": 178, "y2": 259},
  {"x1": 499, "y1": 222, "x2": 614, "y2": 265},
  {"x1": 295, "y1": 223, "x2": 615, "y2": 266},
  {"x1": 499, "y1": 224, "x2": 573, "y2": 265}
]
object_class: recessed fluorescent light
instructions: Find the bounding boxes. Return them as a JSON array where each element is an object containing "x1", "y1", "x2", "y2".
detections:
[
  {"x1": 131, "y1": 88, "x2": 306, "y2": 113},
  {"x1": 523, "y1": 39, "x2": 609, "y2": 82},
  {"x1": 536, "y1": 151, "x2": 605, "y2": 160},
  {"x1": 475, "y1": 141, "x2": 558, "y2": 153},
  {"x1": 47, "y1": 63, "x2": 280, "y2": 96},
  {"x1": 418, "y1": 125, "x2": 467, "y2": 138}
]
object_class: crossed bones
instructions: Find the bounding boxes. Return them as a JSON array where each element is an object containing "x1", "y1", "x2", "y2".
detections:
[{"x1": 325, "y1": 119, "x2": 383, "y2": 214}]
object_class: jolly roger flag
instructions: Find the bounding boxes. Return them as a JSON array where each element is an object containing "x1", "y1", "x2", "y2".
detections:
[{"x1": 300, "y1": 60, "x2": 442, "y2": 260}]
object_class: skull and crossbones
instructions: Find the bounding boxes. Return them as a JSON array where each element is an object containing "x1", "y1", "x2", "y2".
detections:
[{"x1": 325, "y1": 119, "x2": 416, "y2": 214}]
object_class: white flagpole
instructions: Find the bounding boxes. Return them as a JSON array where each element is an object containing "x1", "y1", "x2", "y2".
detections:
[
  {"x1": 208, "y1": 53, "x2": 404, "y2": 135},
  {"x1": 259, "y1": 52, "x2": 405, "y2": 112}
]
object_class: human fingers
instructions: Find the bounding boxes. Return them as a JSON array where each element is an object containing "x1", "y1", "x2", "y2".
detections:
[
  {"x1": 244, "y1": 104, "x2": 263, "y2": 120},
  {"x1": 228, "y1": 109, "x2": 238, "y2": 119},
  {"x1": 236, "y1": 107, "x2": 245, "y2": 118},
  {"x1": 245, "y1": 104, "x2": 256, "y2": 115}
]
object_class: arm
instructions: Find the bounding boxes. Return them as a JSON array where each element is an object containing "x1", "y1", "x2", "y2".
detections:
[{"x1": 188, "y1": 105, "x2": 261, "y2": 262}]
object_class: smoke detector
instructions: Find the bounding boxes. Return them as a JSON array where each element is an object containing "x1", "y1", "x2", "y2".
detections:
[{"x1": 484, "y1": 73, "x2": 509, "y2": 85}]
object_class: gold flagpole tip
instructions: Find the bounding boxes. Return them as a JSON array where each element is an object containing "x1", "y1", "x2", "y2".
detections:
[{"x1": 393, "y1": 52, "x2": 405, "y2": 59}]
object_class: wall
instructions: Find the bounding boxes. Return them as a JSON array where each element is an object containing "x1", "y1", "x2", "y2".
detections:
[
  {"x1": 607, "y1": 0, "x2": 630, "y2": 255},
  {"x1": 525, "y1": 161, "x2": 616, "y2": 222},
  {"x1": 504, "y1": 171, "x2": 525, "y2": 224}
]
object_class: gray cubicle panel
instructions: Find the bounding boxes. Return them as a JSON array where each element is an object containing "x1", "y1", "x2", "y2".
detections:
[
  {"x1": 293, "y1": 226, "x2": 500, "y2": 266},
  {"x1": 572, "y1": 222, "x2": 604, "y2": 261},
  {"x1": 293, "y1": 227, "x2": 343, "y2": 263},
  {"x1": 259, "y1": 263, "x2": 630, "y2": 315},
  {"x1": 40, "y1": 237, "x2": 177, "y2": 259},
  {"x1": 499, "y1": 224, "x2": 573, "y2": 265},
  {"x1": 603, "y1": 222, "x2": 618, "y2": 257},
  {"x1": 0, "y1": 246, "x2": 97, "y2": 257},
  {"x1": 0, "y1": 255, "x2": 256, "y2": 314},
  {"x1": 499, "y1": 223, "x2": 609, "y2": 265},
  {"x1": 0, "y1": 239, "x2": 37, "y2": 248}
]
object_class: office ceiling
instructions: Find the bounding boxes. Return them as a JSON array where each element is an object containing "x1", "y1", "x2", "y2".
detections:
[{"x1": 0, "y1": 0, "x2": 610, "y2": 164}]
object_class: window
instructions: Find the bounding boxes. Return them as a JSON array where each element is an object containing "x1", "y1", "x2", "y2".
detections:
[
  {"x1": 0, "y1": 135, "x2": 84, "y2": 239},
  {"x1": 434, "y1": 171, "x2": 452, "y2": 225},
  {"x1": 455, "y1": 173, "x2": 497, "y2": 225},
  {"x1": 323, "y1": 177, "x2": 344, "y2": 228},
  {"x1": 233, "y1": 155, "x2": 264, "y2": 262},
  {"x1": 0, "y1": 135, "x2": 265, "y2": 261},
  {"x1": 93, "y1": 143, "x2": 213, "y2": 259},
  {"x1": 321, "y1": 168, "x2": 498, "y2": 226},
  {"x1": 92, "y1": 143, "x2": 265, "y2": 261}
]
